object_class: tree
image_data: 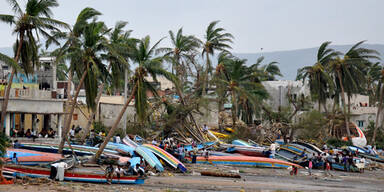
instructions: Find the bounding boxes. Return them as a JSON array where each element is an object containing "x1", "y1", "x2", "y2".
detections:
[
  {"x1": 201, "y1": 21, "x2": 233, "y2": 96},
  {"x1": 214, "y1": 56, "x2": 268, "y2": 128},
  {"x1": 57, "y1": 9, "x2": 111, "y2": 153},
  {"x1": 0, "y1": 133, "x2": 10, "y2": 179},
  {"x1": 81, "y1": 21, "x2": 137, "y2": 143},
  {"x1": 94, "y1": 36, "x2": 178, "y2": 160},
  {"x1": 0, "y1": 0, "x2": 68, "y2": 131},
  {"x1": 297, "y1": 41, "x2": 339, "y2": 112},
  {"x1": 328, "y1": 41, "x2": 379, "y2": 140},
  {"x1": 159, "y1": 28, "x2": 200, "y2": 86}
]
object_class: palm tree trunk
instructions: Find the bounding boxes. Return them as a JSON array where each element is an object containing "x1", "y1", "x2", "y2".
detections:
[
  {"x1": 231, "y1": 90, "x2": 237, "y2": 128},
  {"x1": 94, "y1": 83, "x2": 137, "y2": 160},
  {"x1": 58, "y1": 67, "x2": 89, "y2": 154},
  {"x1": 80, "y1": 64, "x2": 113, "y2": 143},
  {"x1": 372, "y1": 85, "x2": 384, "y2": 144},
  {"x1": 80, "y1": 83, "x2": 104, "y2": 143},
  {"x1": 202, "y1": 51, "x2": 210, "y2": 96},
  {"x1": 0, "y1": 32, "x2": 24, "y2": 132},
  {"x1": 318, "y1": 100, "x2": 321, "y2": 112},
  {"x1": 337, "y1": 70, "x2": 352, "y2": 140}
]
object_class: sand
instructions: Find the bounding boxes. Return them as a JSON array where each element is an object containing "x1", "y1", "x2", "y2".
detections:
[{"x1": 1, "y1": 164, "x2": 384, "y2": 192}]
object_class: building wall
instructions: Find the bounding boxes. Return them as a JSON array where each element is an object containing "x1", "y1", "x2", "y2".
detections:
[
  {"x1": 350, "y1": 113, "x2": 376, "y2": 131},
  {"x1": 97, "y1": 103, "x2": 135, "y2": 129}
]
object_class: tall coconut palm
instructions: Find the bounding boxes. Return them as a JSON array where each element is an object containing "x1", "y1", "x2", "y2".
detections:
[
  {"x1": 58, "y1": 16, "x2": 112, "y2": 153},
  {"x1": 297, "y1": 41, "x2": 339, "y2": 112},
  {"x1": 94, "y1": 36, "x2": 178, "y2": 160},
  {"x1": 215, "y1": 57, "x2": 267, "y2": 127},
  {"x1": 201, "y1": 21, "x2": 233, "y2": 96},
  {"x1": 328, "y1": 41, "x2": 380, "y2": 140},
  {"x1": 0, "y1": 0, "x2": 68, "y2": 131},
  {"x1": 80, "y1": 21, "x2": 137, "y2": 143},
  {"x1": 370, "y1": 65, "x2": 384, "y2": 144},
  {"x1": 159, "y1": 28, "x2": 200, "y2": 86}
]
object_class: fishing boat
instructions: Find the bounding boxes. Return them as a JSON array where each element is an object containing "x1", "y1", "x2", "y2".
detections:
[
  {"x1": 5, "y1": 148, "x2": 63, "y2": 166},
  {"x1": 227, "y1": 145, "x2": 266, "y2": 157},
  {"x1": 142, "y1": 144, "x2": 187, "y2": 172},
  {"x1": 134, "y1": 146, "x2": 164, "y2": 172},
  {"x1": 187, "y1": 156, "x2": 301, "y2": 168},
  {"x1": 19, "y1": 143, "x2": 130, "y2": 164},
  {"x1": 3, "y1": 164, "x2": 145, "y2": 184}
]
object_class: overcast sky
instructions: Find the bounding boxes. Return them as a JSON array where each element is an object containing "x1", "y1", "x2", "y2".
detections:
[{"x1": 0, "y1": 0, "x2": 382, "y2": 53}]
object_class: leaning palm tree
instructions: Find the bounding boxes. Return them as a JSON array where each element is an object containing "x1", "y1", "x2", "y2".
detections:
[
  {"x1": 297, "y1": 41, "x2": 339, "y2": 112},
  {"x1": 0, "y1": 0, "x2": 68, "y2": 131},
  {"x1": 201, "y1": 21, "x2": 234, "y2": 96},
  {"x1": 58, "y1": 19, "x2": 110, "y2": 153},
  {"x1": 80, "y1": 21, "x2": 137, "y2": 143},
  {"x1": 328, "y1": 41, "x2": 380, "y2": 140},
  {"x1": 159, "y1": 28, "x2": 200, "y2": 86},
  {"x1": 94, "y1": 36, "x2": 178, "y2": 160}
]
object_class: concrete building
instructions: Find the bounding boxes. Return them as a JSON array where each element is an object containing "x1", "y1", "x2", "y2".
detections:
[
  {"x1": 262, "y1": 80, "x2": 310, "y2": 111},
  {"x1": 0, "y1": 57, "x2": 66, "y2": 138}
]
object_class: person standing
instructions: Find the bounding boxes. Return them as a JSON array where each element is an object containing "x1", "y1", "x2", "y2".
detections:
[
  {"x1": 270, "y1": 143, "x2": 276, "y2": 158},
  {"x1": 325, "y1": 160, "x2": 333, "y2": 177},
  {"x1": 308, "y1": 159, "x2": 313, "y2": 176},
  {"x1": 105, "y1": 164, "x2": 114, "y2": 184},
  {"x1": 69, "y1": 126, "x2": 75, "y2": 140}
]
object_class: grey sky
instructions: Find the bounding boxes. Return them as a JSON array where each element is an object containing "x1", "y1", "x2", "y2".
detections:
[{"x1": 0, "y1": 0, "x2": 383, "y2": 53}]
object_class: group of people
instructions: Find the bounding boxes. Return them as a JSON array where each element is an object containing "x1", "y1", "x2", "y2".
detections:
[
  {"x1": 300, "y1": 147, "x2": 366, "y2": 176},
  {"x1": 104, "y1": 160, "x2": 146, "y2": 184},
  {"x1": 12, "y1": 127, "x2": 56, "y2": 139}
]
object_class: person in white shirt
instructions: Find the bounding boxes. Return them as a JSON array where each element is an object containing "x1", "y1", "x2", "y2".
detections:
[
  {"x1": 270, "y1": 143, "x2": 276, "y2": 158},
  {"x1": 115, "y1": 134, "x2": 121, "y2": 144},
  {"x1": 115, "y1": 165, "x2": 124, "y2": 183},
  {"x1": 202, "y1": 124, "x2": 209, "y2": 132},
  {"x1": 69, "y1": 126, "x2": 75, "y2": 139},
  {"x1": 152, "y1": 139, "x2": 157, "y2": 145}
]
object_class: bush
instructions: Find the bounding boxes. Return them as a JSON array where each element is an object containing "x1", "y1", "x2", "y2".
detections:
[{"x1": 326, "y1": 138, "x2": 352, "y2": 148}]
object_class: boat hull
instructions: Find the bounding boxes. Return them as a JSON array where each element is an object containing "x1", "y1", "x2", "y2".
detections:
[
  {"x1": 4, "y1": 165, "x2": 144, "y2": 184},
  {"x1": 187, "y1": 156, "x2": 301, "y2": 169}
]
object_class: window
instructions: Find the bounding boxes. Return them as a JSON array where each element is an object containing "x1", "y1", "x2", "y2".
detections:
[
  {"x1": 73, "y1": 114, "x2": 78, "y2": 121},
  {"x1": 357, "y1": 120, "x2": 364, "y2": 128}
]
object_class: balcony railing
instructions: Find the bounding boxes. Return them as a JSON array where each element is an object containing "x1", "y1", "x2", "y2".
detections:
[{"x1": 0, "y1": 88, "x2": 55, "y2": 100}]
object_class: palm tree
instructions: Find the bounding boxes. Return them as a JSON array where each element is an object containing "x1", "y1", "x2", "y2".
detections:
[
  {"x1": 0, "y1": 133, "x2": 10, "y2": 179},
  {"x1": 94, "y1": 36, "x2": 178, "y2": 160},
  {"x1": 57, "y1": 13, "x2": 111, "y2": 153},
  {"x1": 159, "y1": 28, "x2": 200, "y2": 86},
  {"x1": 0, "y1": 0, "x2": 68, "y2": 131},
  {"x1": 370, "y1": 64, "x2": 384, "y2": 144},
  {"x1": 80, "y1": 21, "x2": 137, "y2": 143},
  {"x1": 251, "y1": 56, "x2": 283, "y2": 81},
  {"x1": 201, "y1": 21, "x2": 233, "y2": 96},
  {"x1": 297, "y1": 42, "x2": 339, "y2": 112},
  {"x1": 328, "y1": 41, "x2": 380, "y2": 140},
  {"x1": 215, "y1": 57, "x2": 267, "y2": 127}
]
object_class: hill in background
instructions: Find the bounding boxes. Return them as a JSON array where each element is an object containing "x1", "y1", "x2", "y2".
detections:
[
  {"x1": 1, "y1": 44, "x2": 384, "y2": 80},
  {"x1": 235, "y1": 44, "x2": 384, "y2": 80}
]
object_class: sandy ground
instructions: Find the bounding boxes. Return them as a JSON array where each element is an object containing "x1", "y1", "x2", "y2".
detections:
[{"x1": 1, "y1": 164, "x2": 384, "y2": 192}]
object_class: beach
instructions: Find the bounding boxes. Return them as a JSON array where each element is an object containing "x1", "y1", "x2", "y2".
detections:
[{"x1": 2, "y1": 163, "x2": 384, "y2": 192}]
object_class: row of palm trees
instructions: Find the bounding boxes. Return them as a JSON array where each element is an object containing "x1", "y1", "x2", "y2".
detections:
[
  {"x1": 297, "y1": 41, "x2": 381, "y2": 142},
  {"x1": 0, "y1": 1, "x2": 280, "y2": 158}
]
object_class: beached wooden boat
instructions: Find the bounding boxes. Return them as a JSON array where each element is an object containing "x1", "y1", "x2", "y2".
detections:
[
  {"x1": 134, "y1": 146, "x2": 164, "y2": 172},
  {"x1": 228, "y1": 146, "x2": 266, "y2": 157},
  {"x1": 187, "y1": 156, "x2": 301, "y2": 168},
  {"x1": 5, "y1": 148, "x2": 63, "y2": 165},
  {"x1": 142, "y1": 144, "x2": 187, "y2": 172},
  {"x1": 3, "y1": 164, "x2": 145, "y2": 184}
]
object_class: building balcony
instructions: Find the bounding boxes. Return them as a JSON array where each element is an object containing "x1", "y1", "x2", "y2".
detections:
[
  {"x1": 350, "y1": 106, "x2": 377, "y2": 115},
  {"x1": 0, "y1": 88, "x2": 57, "y2": 100}
]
